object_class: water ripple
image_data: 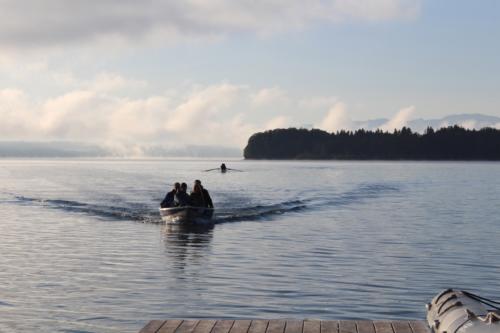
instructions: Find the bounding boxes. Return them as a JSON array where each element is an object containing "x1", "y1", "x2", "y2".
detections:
[{"x1": 0, "y1": 160, "x2": 499, "y2": 333}]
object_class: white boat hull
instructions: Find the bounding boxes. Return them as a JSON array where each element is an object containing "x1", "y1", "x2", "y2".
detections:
[
  {"x1": 159, "y1": 206, "x2": 214, "y2": 224},
  {"x1": 427, "y1": 289, "x2": 500, "y2": 333}
]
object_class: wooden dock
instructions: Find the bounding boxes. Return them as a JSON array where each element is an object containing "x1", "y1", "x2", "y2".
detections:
[{"x1": 139, "y1": 319, "x2": 430, "y2": 333}]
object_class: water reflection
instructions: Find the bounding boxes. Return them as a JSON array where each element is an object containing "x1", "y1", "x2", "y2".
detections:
[{"x1": 162, "y1": 224, "x2": 214, "y2": 271}]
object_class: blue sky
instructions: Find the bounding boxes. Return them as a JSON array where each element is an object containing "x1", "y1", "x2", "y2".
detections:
[{"x1": 0, "y1": 0, "x2": 499, "y2": 150}]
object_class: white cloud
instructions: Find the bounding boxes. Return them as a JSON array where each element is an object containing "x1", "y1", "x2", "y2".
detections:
[
  {"x1": 265, "y1": 116, "x2": 291, "y2": 130},
  {"x1": 39, "y1": 90, "x2": 107, "y2": 137},
  {"x1": 379, "y1": 105, "x2": 415, "y2": 131},
  {"x1": 164, "y1": 84, "x2": 244, "y2": 132},
  {"x1": 318, "y1": 102, "x2": 353, "y2": 132},
  {"x1": 89, "y1": 72, "x2": 148, "y2": 93},
  {"x1": 0, "y1": 89, "x2": 37, "y2": 137},
  {"x1": 0, "y1": 81, "x2": 297, "y2": 150},
  {"x1": 251, "y1": 87, "x2": 289, "y2": 107},
  {"x1": 0, "y1": 0, "x2": 421, "y2": 50},
  {"x1": 50, "y1": 71, "x2": 79, "y2": 86}
]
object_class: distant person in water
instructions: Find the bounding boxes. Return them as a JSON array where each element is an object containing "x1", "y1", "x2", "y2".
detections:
[
  {"x1": 204, "y1": 163, "x2": 242, "y2": 173},
  {"x1": 190, "y1": 180, "x2": 214, "y2": 208},
  {"x1": 160, "y1": 182, "x2": 180, "y2": 208},
  {"x1": 174, "y1": 182, "x2": 190, "y2": 206}
]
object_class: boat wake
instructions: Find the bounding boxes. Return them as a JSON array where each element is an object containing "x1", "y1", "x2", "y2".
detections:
[
  {"x1": 323, "y1": 183, "x2": 400, "y2": 207},
  {"x1": 10, "y1": 194, "x2": 308, "y2": 224},
  {"x1": 12, "y1": 195, "x2": 161, "y2": 223},
  {"x1": 6, "y1": 182, "x2": 400, "y2": 224},
  {"x1": 215, "y1": 199, "x2": 308, "y2": 223},
  {"x1": 214, "y1": 182, "x2": 400, "y2": 223}
]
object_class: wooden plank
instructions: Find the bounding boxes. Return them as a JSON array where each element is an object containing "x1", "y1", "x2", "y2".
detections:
[
  {"x1": 356, "y1": 321, "x2": 375, "y2": 333},
  {"x1": 373, "y1": 322, "x2": 393, "y2": 333},
  {"x1": 139, "y1": 320, "x2": 428, "y2": 333},
  {"x1": 304, "y1": 320, "x2": 321, "y2": 333},
  {"x1": 158, "y1": 320, "x2": 184, "y2": 333},
  {"x1": 339, "y1": 321, "x2": 357, "y2": 333},
  {"x1": 176, "y1": 320, "x2": 200, "y2": 333},
  {"x1": 408, "y1": 321, "x2": 429, "y2": 333},
  {"x1": 140, "y1": 320, "x2": 166, "y2": 333},
  {"x1": 391, "y1": 322, "x2": 411, "y2": 333},
  {"x1": 230, "y1": 320, "x2": 252, "y2": 333},
  {"x1": 212, "y1": 320, "x2": 235, "y2": 333},
  {"x1": 248, "y1": 320, "x2": 269, "y2": 333},
  {"x1": 284, "y1": 320, "x2": 303, "y2": 333},
  {"x1": 193, "y1": 320, "x2": 217, "y2": 333},
  {"x1": 321, "y1": 321, "x2": 339, "y2": 333},
  {"x1": 266, "y1": 320, "x2": 286, "y2": 333}
]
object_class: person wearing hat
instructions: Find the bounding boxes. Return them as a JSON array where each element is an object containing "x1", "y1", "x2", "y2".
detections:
[
  {"x1": 190, "y1": 180, "x2": 214, "y2": 208},
  {"x1": 160, "y1": 182, "x2": 180, "y2": 208}
]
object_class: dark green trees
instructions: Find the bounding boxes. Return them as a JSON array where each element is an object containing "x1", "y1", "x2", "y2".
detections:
[{"x1": 243, "y1": 126, "x2": 500, "y2": 160}]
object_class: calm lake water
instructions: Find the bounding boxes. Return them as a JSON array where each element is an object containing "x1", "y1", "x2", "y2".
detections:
[{"x1": 0, "y1": 159, "x2": 499, "y2": 333}]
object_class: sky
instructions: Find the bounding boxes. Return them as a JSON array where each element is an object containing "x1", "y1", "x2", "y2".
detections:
[{"x1": 0, "y1": 0, "x2": 499, "y2": 150}]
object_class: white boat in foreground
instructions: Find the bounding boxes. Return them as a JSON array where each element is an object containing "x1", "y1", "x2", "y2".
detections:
[
  {"x1": 427, "y1": 289, "x2": 500, "y2": 333},
  {"x1": 159, "y1": 206, "x2": 214, "y2": 224}
]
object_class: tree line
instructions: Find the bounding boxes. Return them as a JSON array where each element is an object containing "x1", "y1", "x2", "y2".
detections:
[{"x1": 243, "y1": 126, "x2": 500, "y2": 160}]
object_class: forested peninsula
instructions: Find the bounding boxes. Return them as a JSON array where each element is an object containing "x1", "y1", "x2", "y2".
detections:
[{"x1": 243, "y1": 126, "x2": 500, "y2": 160}]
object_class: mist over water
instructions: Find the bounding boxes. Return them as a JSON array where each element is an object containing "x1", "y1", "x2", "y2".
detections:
[{"x1": 0, "y1": 159, "x2": 499, "y2": 333}]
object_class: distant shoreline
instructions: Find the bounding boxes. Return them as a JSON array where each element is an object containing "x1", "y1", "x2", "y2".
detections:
[
  {"x1": 0, "y1": 141, "x2": 241, "y2": 159},
  {"x1": 244, "y1": 126, "x2": 500, "y2": 160},
  {"x1": 244, "y1": 157, "x2": 500, "y2": 161}
]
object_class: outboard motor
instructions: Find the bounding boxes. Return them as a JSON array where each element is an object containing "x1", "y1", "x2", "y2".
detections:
[{"x1": 426, "y1": 289, "x2": 500, "y2": 333}]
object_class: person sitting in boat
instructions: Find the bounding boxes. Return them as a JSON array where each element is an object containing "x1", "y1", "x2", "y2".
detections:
[
  {"x1": 190, "y1": 180, "x2": 214, "y2": 208},
  {"x1": 160, "y1": 182, "x2": 180, "y2": 208},
  {"x1": 174, "y1": 182, "x2": 190, "y2": 206},
  {"x1": 197, "y1": 180, "x2": 214, "y2": 208},
  {"x1": 220, "y1": 163, "x2": 227, "y2": 172}
]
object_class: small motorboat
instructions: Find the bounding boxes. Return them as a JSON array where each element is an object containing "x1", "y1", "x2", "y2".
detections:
[{"x1": 159, "y1": 206, "x2": 214, "y2": 224}]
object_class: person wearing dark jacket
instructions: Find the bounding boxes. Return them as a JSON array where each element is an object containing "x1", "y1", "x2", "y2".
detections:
[
  {"x1": 174, "y1": 182, "x2": 191, "y2": 206},
  {"x1": 160, "y1": 182, "x2": 180, "y2": 208},
  {"x1": 190, "y1": 180, "x2": 214, "y2": 208},
  {"x1": 201, "y1": 187, "x2": 214, "y2": 208},
  {"x1": 189, "y1": 184, "x2": 204, "y2": 207}
]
